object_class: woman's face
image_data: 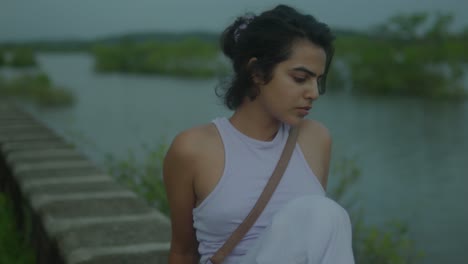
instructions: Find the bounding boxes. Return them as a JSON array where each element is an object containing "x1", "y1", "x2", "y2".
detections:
[{"x1": 255, "y1": 39, "x2": 327, "y2": 126}]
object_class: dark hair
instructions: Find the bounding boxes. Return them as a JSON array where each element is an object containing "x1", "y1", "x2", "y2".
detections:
[{"x1": 217, "y1": 4, "x2": 335, "y2": 110}]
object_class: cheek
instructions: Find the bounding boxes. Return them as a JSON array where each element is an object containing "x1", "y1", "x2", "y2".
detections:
[
  {"x1": 271, "y1": 85, "x2": 298, "y2": 108},
  {"x1": 276, "y1": 79, "x2": 300, "y2": 99},
  {"x1": 260, "y1": 77, "x2": 297, "y2": 107}
]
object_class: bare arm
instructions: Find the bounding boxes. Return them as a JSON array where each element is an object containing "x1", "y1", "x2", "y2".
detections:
[
  {"x1": 163, "y1": 132, "x2": 200, "y2": 264},
  {"x1": 298, "y1": 119, "x2": 332, "y2": 190}
]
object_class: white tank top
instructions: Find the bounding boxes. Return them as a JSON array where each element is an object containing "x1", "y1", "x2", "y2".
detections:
[{"x1": 193, "y1": 117, "x2": 326, "y2": 264}]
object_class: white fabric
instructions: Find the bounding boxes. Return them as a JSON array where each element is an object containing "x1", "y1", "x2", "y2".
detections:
[
  {"x1": 195, "y1": 117, "x2": 326, "y2": 264},
  {"x1": 239, "y1": 195, "x2": 355, "y2": 264},
  {"x1": 196, "y1": 117, "x2": 354, "y2": 263}
]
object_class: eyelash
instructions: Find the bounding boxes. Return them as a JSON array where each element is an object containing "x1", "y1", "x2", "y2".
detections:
[
  {"x1": 293, "y1": 75, "x2": 324, "y2": 85},
  {"x1": 293, "y1": 76, "x2": 308, "y2": 84}
]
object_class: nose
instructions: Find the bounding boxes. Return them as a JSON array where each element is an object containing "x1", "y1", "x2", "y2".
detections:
[{"x1": 304, "y1": 79, "x2": 320, "y2": 100}]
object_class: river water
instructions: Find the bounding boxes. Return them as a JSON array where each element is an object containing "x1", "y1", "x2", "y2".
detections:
[{"x1": 5, "y1": 53, "x2": 468, "y2": 263}]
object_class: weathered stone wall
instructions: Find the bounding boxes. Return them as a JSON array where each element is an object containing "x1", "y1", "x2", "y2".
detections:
[{"x1": 0, "y1": 102, "x2": 171, "y2": 264}]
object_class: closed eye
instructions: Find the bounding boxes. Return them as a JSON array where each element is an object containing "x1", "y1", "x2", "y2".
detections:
[{"x1": 293, "y1": 76, "x2": 308, "y2": 84}]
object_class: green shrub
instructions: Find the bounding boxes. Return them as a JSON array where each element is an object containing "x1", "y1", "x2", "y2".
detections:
[
  {"x1": 0, "y1": 50, "x2": 5, "y2": 66},
  {"x1": 92, "y1": 38, "x2": 227, "y2": 78},
  {"x1": 104, "y1": 143, "x2": 169, "y2": 215},
  {"x1": 335, "y1": 12, "x2": 468, "y2": 100},
  {"x1": 9, "y1": 48, "x2": 37, "y2": 68},
  {"x1": 0, "y1": 73, "x2": 74, "y2": 107},
  {"x1": 329, "y1": 158, "x2": 424, "y2": 264},
  {"x1": 0, "y1": 193, "x2": 35, "y2": 264}
]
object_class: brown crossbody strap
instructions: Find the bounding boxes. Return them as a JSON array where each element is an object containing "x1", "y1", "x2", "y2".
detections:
[{"x1": 209, "y1": 126, "x2": 299, "y2": 264}]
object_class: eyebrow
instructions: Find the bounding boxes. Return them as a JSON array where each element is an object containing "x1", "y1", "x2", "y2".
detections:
[{"x1": 291, "y1": 66, "x2": 322, "y2": 77}]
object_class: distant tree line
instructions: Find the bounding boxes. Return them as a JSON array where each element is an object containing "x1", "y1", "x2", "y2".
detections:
[
  {"x1": 329, "y1": 12, "x2": 468, "y2": 99},
  {"x1": 92, "y1": 37, "x2": 227, "y2": 78},
  {"x1": 0, "y1": 48, "x2": 37, "y2": 68},
  {"x1": 1, "y1": 12, "x2": 467, "y2": 99}
]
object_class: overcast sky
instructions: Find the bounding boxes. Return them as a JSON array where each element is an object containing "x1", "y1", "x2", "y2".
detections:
[{"x1": 1, "y1": 0, "x2": 467, "y2": 42}]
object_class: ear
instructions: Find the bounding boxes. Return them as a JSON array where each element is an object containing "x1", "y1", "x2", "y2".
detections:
[{"x1": 247, "y1": 57, "x2": 263, "y2": 85}]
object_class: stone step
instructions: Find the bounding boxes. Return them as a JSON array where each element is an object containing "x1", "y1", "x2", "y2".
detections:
[
  {"x1": 67, "y1": 242, "x2": 170, "y2": 264},
  {"x1": 0, "y1": 103, "x2": 171, "y2": 263},
  {"x1": 7, "y1": 148, "x2": 87, "y2": 163},
  {"x1": 1, "y1": 140, "x2": 73, "y2": 153}
]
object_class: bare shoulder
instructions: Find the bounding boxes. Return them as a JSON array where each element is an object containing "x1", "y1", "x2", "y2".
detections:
[
  {"x1": 164, "y1": 122, "x2": 222, "y2": 187},
  {"x1": 297, "y1": 119, "x2": 332, "y2": 190},
  {"x1": 167, "y1": 123, "x2": 219, "y2": 157},
  {"x1": 298, "y1": 119, "x2": 331, "y2": 143},
  {"x1": 163, "y1": 123, "x2": 219, "y2": 259},
  {"x1": 163, "y1": 122, "x2": 219, "y2": 189}
]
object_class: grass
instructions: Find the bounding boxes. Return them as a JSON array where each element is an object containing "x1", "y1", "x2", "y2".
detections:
[
  {"x1": 329, "y1": 158, "x2": 424, "y2": 264},
  {"x1": 0, "y1": 73, "x2": 74, "y2": 108},
  {"x1": 0, "y1": 193, "x2": 35, "y2": 264},
  {"x1": 104, "y1": 143, "x2": 169, "y2": 216}
]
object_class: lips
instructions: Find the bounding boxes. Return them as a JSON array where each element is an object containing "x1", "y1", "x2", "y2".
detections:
[
  {"x1": 297, "y1": 106, "x2": 311, "y2": 111},
  {"x1": 296, "y1": 106, "x2": 311, "y2": 116}
]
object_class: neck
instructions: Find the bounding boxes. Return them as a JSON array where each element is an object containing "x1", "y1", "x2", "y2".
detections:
[{"x1": 229, "y1": 99, "x2": 281, "y2": 142}]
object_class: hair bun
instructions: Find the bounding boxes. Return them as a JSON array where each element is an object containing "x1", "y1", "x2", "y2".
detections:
[{"x1": 220, "y1": 13, "x2": 256, "y2": 60}]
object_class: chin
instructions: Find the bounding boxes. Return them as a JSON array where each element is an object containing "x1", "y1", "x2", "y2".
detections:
[{"x1": 281, "y1": 115, "x2": 304, "y2": 127}]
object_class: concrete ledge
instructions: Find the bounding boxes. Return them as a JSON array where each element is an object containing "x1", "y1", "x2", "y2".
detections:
[
  {"x1": 58, "y1": 219, "x2": 171, "y2": 250},
  {"x1": 45, "y1": 211, "x2": 169, "y2": 236},
  {"x1": 21, "y1": 174, "x2": 115, "y2": 192},
  {"x1": 0, "y1": 125, "x2": 50, "y2": 135},
  {"x1": 12, "y1": 160, "x2": 98, "y2": 174},
  {"x1": 7, "y1": 148, "x2": 86, "y2": 162},
  {"x1": 32, "y1": 191, "x2": 138, "y2": 209},
  {"x1": 0, "y1": 131, "x2": 62, "y2": 142},
  {"x1": 67, "y1": 242, "x2": 170, "y2": 264},
  {"x1": 17, "y1": 168, "x2": 104, "y2": 180},
  {"x1": 1, "y1": 140, "x2": 74, "y2": 153},
  {"x1": 0, "y1": 102, "x2": 171, "y2": 264},
  {"x1": 36, "y1": 195, "x2": 151, "y2": 217}
]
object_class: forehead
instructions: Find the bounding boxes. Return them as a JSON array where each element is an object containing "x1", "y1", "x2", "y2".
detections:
[{"x1": 282, "y1": 40, "x2": 327, "y2": 74}]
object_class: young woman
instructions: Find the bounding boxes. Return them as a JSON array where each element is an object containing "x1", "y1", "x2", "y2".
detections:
[{"x1": 163, "y1": 4, "x2": 354, "y2": 264}]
